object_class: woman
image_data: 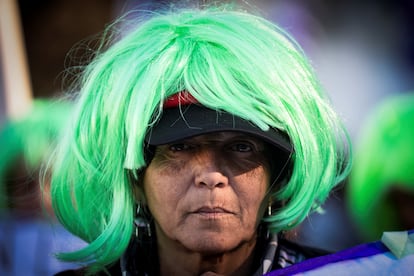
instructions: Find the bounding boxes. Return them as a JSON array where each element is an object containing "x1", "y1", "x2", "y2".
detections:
[
  {"x1": 348, "y1": 93, "x2": 414, "y2": 241},
  {"x1": 0, "y1": 99, "x2": 85, "y2": 275},
  {"x1": 49, "y1": 5, "x2": 351, "y2": 275}
]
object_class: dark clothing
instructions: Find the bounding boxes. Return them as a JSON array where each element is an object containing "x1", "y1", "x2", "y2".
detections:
[{"x1": 55, "y1": 232, "x2": 329, "y2": 276}]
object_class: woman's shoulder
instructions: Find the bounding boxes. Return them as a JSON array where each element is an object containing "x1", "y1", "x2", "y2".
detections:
[
  {"x1": 279, "y1": 237, "x2": 331, "y2": 258},
  {"x1": 275, "y1": 236, "x2": 331, "y2": 269}
]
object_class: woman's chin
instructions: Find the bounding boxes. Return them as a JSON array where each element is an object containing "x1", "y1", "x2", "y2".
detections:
[
  {"x1": 183, "y1": 241, "x2": 235, "y2": 256},
  {"x1": 178, "y1": 232, "x2": 250, "y2": 255}
]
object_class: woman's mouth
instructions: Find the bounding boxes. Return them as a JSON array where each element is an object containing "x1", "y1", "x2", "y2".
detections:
[{"x1": 192, "y1": 207, "x2": 234, "y2": 219}]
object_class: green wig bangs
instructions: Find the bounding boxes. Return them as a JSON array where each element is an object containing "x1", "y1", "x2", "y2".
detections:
[
  {"x1": 348, "y1": 93, "x2": 414, "y2": 240},
  {"x1": 49, "y1": 6, "x2": 351, "y2": 270}
]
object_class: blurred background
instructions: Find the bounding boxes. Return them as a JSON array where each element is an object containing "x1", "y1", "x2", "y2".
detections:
[{"x1": 1, "y1": 0, "x2": 413, "y2": 275}]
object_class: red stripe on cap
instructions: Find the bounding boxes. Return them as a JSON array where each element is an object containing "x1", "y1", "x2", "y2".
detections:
[{"x1": 164, "y1": 91, "x2": 199, "y2": 108}]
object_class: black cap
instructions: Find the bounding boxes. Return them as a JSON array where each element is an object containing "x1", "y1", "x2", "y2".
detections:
[{"x1": 145, "y1": 103, "x2": 293, "y2": 155}]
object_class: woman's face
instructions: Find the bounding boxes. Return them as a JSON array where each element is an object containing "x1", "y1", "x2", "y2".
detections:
[{"x1": 143, "y1": 131, "x2": 271, "y2": 255}]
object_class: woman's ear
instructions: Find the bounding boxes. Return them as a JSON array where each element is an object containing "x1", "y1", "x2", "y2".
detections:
[
  {"x1": 133, "y1": 185, "x2": 147, "y2": 205},
  {"x1": 128, "y1": 168, "x2": 147, "y2": 205}
]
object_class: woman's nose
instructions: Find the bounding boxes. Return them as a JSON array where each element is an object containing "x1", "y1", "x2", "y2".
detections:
[{"x1": 193, "y1": 150, "x2": 229, "y2": 189}]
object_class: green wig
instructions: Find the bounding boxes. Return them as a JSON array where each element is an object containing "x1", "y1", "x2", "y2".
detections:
[
  {"x1": 347, "y1": 93, "x2": 414, "y2": 240},
  {"x1": 0, "y1": 99, "x2": 72, "y2": 211},
  {"x1": 48, "y1": 5, "x2": 351, "y2": 270}
]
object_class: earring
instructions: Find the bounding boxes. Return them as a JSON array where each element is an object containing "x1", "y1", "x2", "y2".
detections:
[
  {"x1": 268, "y1": 199, "x2": 273, "y2": 216},
  {"x1": 134, "y1": 203, "x2": 151, "y2": 238}
]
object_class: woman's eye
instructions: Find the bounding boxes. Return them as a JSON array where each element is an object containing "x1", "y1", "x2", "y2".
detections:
[
  {"x1": 169, "y1": 143, "x2": 192, "y2": 152},
  {"x1": 229, "y1": 142, "x2": 253, "y2": 152}
]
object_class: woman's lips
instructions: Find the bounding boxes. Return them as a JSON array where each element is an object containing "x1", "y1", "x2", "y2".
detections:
[
  {"x1": 191, "y1": 207, "x2": 235, "y2": 218},
  {"x1": 196, "y1": 207, "x2": 230, "y2": 213}
]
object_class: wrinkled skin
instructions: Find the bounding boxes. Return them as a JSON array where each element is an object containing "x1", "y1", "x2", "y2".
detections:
[{"x1": 143, "y1": 131, "x2": 272, "y2": 275}]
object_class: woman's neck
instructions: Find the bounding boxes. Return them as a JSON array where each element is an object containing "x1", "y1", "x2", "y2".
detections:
[{"x1": 157, "y1": 235, "x2": 258, "y2": 276}]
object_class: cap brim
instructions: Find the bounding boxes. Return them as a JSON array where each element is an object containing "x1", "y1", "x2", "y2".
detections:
[{"x1": 145, "y1": 104, "x2": 293, "y2": 154}]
